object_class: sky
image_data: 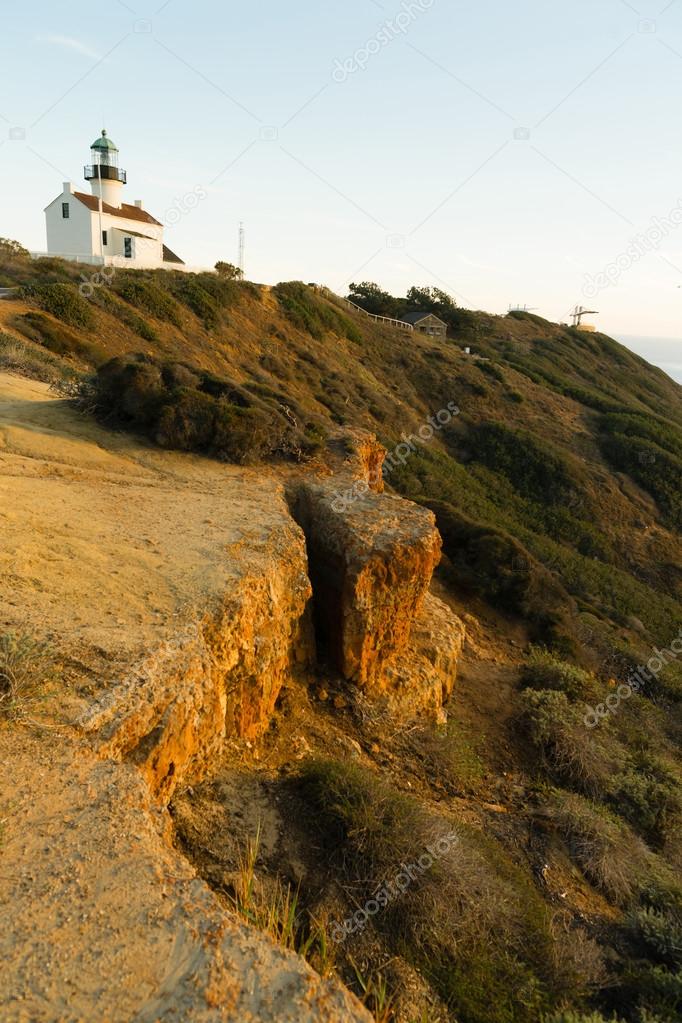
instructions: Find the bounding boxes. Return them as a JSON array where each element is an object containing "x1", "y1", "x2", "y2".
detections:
[{"x1": 1, "y1": 0, "x2": 682, "y2": 381}]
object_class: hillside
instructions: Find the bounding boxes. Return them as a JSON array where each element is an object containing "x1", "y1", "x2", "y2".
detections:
[{"x1": 1, "y1": 245, "x2": 682, "y2": 1023}]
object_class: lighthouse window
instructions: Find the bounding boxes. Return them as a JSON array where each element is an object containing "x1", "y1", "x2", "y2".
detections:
[
  {"x1": 62, "y1": 202, "x2": 70, "y2": 219},
  {"x1": 102, "y1": 230, "x2": 108, "y2": 246},
  {"x1": 124, "y1": 237, "x2": 132, "y2": 259}
]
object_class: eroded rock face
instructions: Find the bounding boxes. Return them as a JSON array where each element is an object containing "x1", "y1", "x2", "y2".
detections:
[
  {"x1": 80, "y1": 521, "x2": 312, "y2": 802},
  {"x1": 330, "y1": 427, "x2": 386, "y2": 492},
  {"x1": 292, "y1": 478, "x2": 442, "y2": 691},
  {"x1": 381, "y1": 593, "x2": 466, "y2": 719}
]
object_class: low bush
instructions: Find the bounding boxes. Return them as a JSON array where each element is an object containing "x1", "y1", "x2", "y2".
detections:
[
  {"x1": 422, "y1": 500, "x2": 573, "y2": 639},
  {"x1": 544, "y1": 1013, "x2": 625, "y2": 1023},
  {"x1": 0, "y1": 332, "x2": 76, "y2": 384},
  {"x1": 20, "y1": 283, "x2": 95, "y2": 330},
  {"x1": 169, "y1": 277, "x2": 220, "y2": 328},
  {"x1": 609, "y1": 762, "x2": 682, "y2": 847},
  {"x1": 522, "y1": 648, "x2": 599, "y2": 702},
  {"x1": 520, "y1": 690, "x2": 617, "y2": 794},
  {"x1": 470, "y1": 422, "x2": 586, "y2": 508},
  {"x1": 599, "y1": 432, "x2": 682, "y2": 530},
  {"x1": 80, "y1": 353, "x2": 314, "y2": 464},
  {"x1": 114, "y1": 276, "x2": 182, "y2": 327},
  {"x1": 550, "y1": 790, "x2": 649, "y2": 904},
  {"x1": 274, "y1": 282, "x2": 362, "y2": 343},
  {"x1": 619, "y1": 962, "x2": 682, "y2": 1021},
  {"x1": 479, "y1": 361, "x2": 505, "y2": 383},
  {"x1": 627, "y1": 906, "x2": 682, "y2": 968},
  {"x1": 13, "y1": 312, "x2": 105, "y2": 366},
  {"x1": 297, "y1": 759, "x2": 556, "y2": 1023}
]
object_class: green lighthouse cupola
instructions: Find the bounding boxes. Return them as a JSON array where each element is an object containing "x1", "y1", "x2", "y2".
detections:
[{"x1": 84, "y1": 130, "x2": 127, "y2": 209}]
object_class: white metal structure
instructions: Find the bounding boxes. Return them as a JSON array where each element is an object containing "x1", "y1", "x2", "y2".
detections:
[{"x1": 238, "y1": 222, "x2": 245, "y2": 275}]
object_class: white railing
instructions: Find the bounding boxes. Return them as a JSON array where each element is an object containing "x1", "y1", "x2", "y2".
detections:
[
  {"x1": 29, "y1": 251, "x2": 213, "y2": 274},
  {"x1": 30, "y1": 251, "x2": 104, "y2": 265},
  {"x1": 319, "y1": 286, "x2": 414, "y2": 332}
]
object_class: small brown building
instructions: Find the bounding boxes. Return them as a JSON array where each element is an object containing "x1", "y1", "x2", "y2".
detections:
[{"x1": 399, "y1": 311, "x2": 448, "y2": 338}]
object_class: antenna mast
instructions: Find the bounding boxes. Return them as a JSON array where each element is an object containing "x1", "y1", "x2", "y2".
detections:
[
  {"x1": 571, "y1": 304, "x2": 599, "y2": 328},
  {"x1": 238, "y1": 222, "x2": 245, "y2": 275}
]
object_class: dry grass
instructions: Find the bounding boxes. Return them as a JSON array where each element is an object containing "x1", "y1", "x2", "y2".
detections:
[
  {"x1": 297, "y1": 759, "x2": 555, "y2": 1023},
  {"x1": 0, "y1": 333, "x2": 62, "y2": 384},
  {"x1": 519, "y1": 689, "x2": 618, "y2": 795},
  {"x1": 550, "y1": 790, "x2": 649, "y2": 905},
  {"x1": 0, "y1": 631, "x2": 54, "y2": 720},
  {"x1": 228, "y1": 823, "x2": 335, "y2": 978}
]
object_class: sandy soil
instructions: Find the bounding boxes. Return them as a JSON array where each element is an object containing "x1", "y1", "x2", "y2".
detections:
[{"x1": 0, "y1": 372, "x2": 290, "y2": 676}]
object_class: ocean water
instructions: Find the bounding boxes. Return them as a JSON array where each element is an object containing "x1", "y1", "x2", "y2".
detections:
[{"x1": 615, "y1": 335, "x2": 682, "y2": 385}]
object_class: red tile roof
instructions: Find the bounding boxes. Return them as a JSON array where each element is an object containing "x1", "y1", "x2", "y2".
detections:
[{"x1": 74, "y1": 191, "x2": 163, "y2": 226}]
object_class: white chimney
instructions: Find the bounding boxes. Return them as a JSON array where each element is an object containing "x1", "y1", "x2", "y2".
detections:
[
  {"x1": 63, "y1": 182, "x2": 75, "y2": 194},
  {"x1": 134, "y1": 200, "x2": 143, "y2": 209}
]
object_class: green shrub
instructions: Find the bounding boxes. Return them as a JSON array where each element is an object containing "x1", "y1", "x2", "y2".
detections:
[
  {"x1": 274, "y1": 282, "x2": 362, "y2": 342},
  {"x1": 170, "y1": 277, "x2": 220, "y2": 328},
  {"x1": 479, "y1": 361, "x2": 505, "y2": 382},
  {"x1": 543, "y1": 1013, "x2": 625, "y2": 1023},
  {"x1": 609, "y1": 763, "x2": 682, "y2": 846},
  {"x1": 600, "y1": 412, "x2": 682, "y2": 461},
  {"x1": 627, "y1": 906, "x2": 682, "y2": 968},
  {"x1": 20, "y1": 283, "x2": 95, "y2": 329},
  {"x1": 471, "y1": 422, "x2": 585, "y2": 508},
  {"x1": 422, "y1": 500, "x2": 572, "y2": 640},
  {"x1": 0, "y1": 331, "x2": 77, "y2": 385},
  {"x1": 522, "y1": 648, "x2": 598, "y2": 702},
  {"x1": 599, "y1": 433, "x2": 682, "y2": 529},
  {"x1": 620, "y1": 962, "x2": 682, "y2": 1020},
  {"x1": 114, "y1": 276, "x2": 182, "y2": 326},
  {"x1": 82, "y1": 353, "x2": 304, "y2": 464},
  {"x1": 520, "y1": 690, "x2": 617, "y2": 794}
]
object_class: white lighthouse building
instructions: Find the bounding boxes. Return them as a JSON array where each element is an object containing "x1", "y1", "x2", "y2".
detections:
[{"x1": 43, "y1": 131, "x2": 185, "y2": 269}]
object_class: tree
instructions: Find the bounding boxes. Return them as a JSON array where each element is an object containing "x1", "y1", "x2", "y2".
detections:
[
  {"x1": 214, "y1": 261, "x2": 243, "y2": 280},
  {"x1": 0, "y1": 238, "x2": 29, "y2": 261},
  {"x1": 347, "y1": 281, "x2": 398, "y2": 318},
  {"x1": 406, "y1": 286, "x2": 457, "y2": 317}
]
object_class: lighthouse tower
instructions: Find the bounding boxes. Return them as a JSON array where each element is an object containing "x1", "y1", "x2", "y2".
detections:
[{"x1": 84, "y1": 130, "x2": 127, "y2": 209}]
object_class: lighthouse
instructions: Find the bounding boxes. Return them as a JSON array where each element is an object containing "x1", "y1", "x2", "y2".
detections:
[
  {"x1": 42, "y1": 130, "x2": 186, "y2": 269},
  {"x1": 84, "y1": 130, "x2": 127, "y2": 209}
]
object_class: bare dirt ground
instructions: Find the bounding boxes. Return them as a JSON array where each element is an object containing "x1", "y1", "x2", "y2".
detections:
[
  {"x1": 0, "y1": 372, "x2": 290, "y2": 679},
  {"x1": 0, "y1": 371, "x2": 369, "y2": 1023}
]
